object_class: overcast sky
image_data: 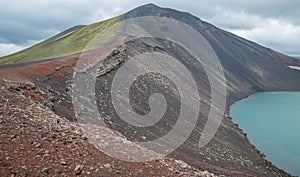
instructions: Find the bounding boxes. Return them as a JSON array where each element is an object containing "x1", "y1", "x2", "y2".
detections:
[{"x1": 0, "y1": 0, "x2": 299, "y2": 57}]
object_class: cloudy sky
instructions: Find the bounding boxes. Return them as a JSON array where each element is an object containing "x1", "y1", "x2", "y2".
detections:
[{"x1": 0, "y1": 0, "x2": 299, "y2": 57}]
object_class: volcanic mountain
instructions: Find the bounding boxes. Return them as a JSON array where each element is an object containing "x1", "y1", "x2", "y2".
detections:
[{"x1": 1, "y1": 3, "x2": 300, "y2": 177}]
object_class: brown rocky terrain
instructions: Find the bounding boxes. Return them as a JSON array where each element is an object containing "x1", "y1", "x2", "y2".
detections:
[{"x1": 0, "y1": 79, "x2": 219, "y2": 177}]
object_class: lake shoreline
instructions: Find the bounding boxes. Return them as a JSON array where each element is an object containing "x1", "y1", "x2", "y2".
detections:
[{"x1": 226, "y1": 91, "x2": 299, "y2": 176}]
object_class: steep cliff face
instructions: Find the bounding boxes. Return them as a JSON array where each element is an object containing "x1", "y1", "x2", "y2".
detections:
[{"x1": 1, "y1": 3, "x2": 300, "y2": 177}]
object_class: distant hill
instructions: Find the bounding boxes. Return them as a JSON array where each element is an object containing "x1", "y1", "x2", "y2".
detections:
[{"x1": 0, "y1": 19, "x2": 119, "y2": 64}]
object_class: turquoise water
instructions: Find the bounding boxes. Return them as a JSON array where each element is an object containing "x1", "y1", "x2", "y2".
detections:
[{"x1": 230, "y1": 92, "x2": 300, "y2": 176}]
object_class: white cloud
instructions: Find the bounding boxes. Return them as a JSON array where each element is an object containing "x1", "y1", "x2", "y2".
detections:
[
  {"x1": 0, "y1": 43, "x2": 26, "y2": 57},
  {"x1": 209, "y1": 8, "x2": 263, "y2": 30},
  {"x1": 0, "y1": 40, "x2": 40, "y2": 57},
  {"x1": 230, "y1": 19, "x2": 300, "y2": 55}
]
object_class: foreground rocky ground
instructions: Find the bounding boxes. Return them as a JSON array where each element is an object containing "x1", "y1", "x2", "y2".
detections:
[{"x1": 0, "y1": 79, "x2": 219, "y2": 176}]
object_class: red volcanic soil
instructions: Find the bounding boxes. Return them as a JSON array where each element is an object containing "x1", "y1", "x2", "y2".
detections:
[
  {"x1": 0, "y1": 56, "x2": 76, "y2": 83},
  {"x1": 0, "y1": 55, "x2": 217, "y2": 176}
]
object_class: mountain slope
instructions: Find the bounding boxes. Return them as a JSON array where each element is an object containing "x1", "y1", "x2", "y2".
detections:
[
  {"x1": 125, "y1": 4, "x2": 300, "y2": 100},
  {"x1": 1, "y1": 3, "x2": 300, "y2": 177},
  {"x1": 0, "y1": 17, "x2": 120, "y2": 64}
]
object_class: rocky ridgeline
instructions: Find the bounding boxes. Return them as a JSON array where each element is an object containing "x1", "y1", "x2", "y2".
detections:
[{"x1": 96, "y1": 49, "x2": 127, "y2": 78}]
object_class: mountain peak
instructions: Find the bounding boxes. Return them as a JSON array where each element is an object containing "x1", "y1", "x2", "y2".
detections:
[
  {"x1": 127, "y1": 3, "x2": 163, "y2": 14},
  {"x1": 124, "y1": 3, "x2": 204, "y2": 31},
  {"x1": 140, "y1": 3, "x2": 160, "y2": 8}
]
